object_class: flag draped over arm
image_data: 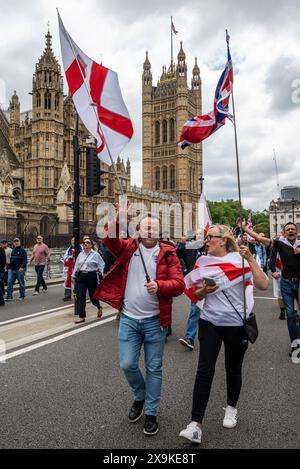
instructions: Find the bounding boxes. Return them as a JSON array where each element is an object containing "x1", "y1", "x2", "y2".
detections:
[
  {"x1": 179, "y1": 43, "x2": 233, "y2": 149},
  {"x1": 57, "y1": 12, "x2": 133, "y2": 165}
]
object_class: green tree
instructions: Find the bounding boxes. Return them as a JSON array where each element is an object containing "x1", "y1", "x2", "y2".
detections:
[{"x1": 207, "y1": 200, "x2": 269, "y2": 236}]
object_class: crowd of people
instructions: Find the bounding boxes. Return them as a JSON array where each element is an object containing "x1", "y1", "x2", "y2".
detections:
[{"x1": 0, "y1": 214, "x2": 299, "y2": 444}]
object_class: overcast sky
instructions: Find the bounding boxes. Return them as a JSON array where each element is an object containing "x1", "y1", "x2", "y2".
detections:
[{"x1": 1, "y1": 0, "x2": 300, "y2": 211}]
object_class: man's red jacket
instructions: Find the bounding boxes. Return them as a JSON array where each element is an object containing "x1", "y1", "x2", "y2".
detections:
[{"x1": 94, "y1": 224, "x2": 184, "y2": 328}]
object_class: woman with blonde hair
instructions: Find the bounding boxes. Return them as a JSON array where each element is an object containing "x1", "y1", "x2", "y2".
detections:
[{"x1": 179, "y1": 224, "x2": 268, "y2": 444}]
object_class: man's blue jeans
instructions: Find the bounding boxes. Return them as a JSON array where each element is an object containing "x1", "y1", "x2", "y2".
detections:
[
  {"x1": 7, "y1": 270, "x2": 25, "y2": 299},
  {"x1": 280, "y1": 278, "x2": 300, "y2": 343},
  {"x1": 118, "y1": 314, "x2": 167, "y2": 416},
  {"x1": 35, "y1": 265, "x2": 47, "y2": 292},
  {"x1": 0, "y1": 272, "x2": 5, "y2": 303},
  {"x1": 185, "y1": 301, "x2": 201, "y2": 340}
]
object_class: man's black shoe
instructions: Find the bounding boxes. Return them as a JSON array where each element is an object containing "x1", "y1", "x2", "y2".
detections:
[
  {"x1": 128, "y1": 400, "x2": 144, "y2": 423},
  {"x1": 143, "y1": 415, "x2": 158, "y2": 436},
  {"x1": 179, "y1": 337, "x2": 194, "y2": 350}
]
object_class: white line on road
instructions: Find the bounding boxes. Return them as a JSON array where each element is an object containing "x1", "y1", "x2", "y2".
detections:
[
  {"x1": 3, "y1": 315, "x2": 116, "y2": 361},
  {"x1": 254, "y1": 297, "x2": 276, "y2": 300},
  {"x1": 0, "y1": 304, "x2": 73, "y2": 326}
]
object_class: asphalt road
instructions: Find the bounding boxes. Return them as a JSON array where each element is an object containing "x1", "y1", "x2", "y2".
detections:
[
  {"x1": 0, "y1": 283, "x2": 70, "y2": 322},
  {"x1": 0, "y1": 284, "x2": 299, "y2": 449}
]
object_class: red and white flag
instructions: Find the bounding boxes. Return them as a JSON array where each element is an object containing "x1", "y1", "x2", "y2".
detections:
[
  {"x1": 198, "y1": 193, "x2": 212, "y2": 236},
  {"x1": 58, "y1": 12, "x2": 133, "y2": 165},
  {"x1": 184, "y1": 252, "x2": 254, "y2": 311}
]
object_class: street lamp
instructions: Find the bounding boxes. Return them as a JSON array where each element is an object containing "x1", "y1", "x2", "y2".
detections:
[
  {"x1": 199, "y1": 176, "x2": 204, "y2": 194},
  {"x1": 273, "y1": 201, "x2": 278, "y2": 237}
]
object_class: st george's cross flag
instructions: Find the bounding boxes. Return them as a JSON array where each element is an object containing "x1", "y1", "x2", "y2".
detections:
[
  {"x1": 184, "y1": 252, "x2": 254, "y2": 310},
  {"x1": 178, "y1": 40, "x2": 233, "y2": 149},
  {"x1": 58, "y1": 12, "x2": 133, "y2": 165},
  {"x1": 198, "y1": 193, "x2": 212, "y2": 235}
]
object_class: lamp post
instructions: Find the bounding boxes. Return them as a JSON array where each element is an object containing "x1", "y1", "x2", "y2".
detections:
[
  {"x1": 199, "y1": 176, "x2": 204, "y2": 194},
  {"x1": 273, "y1": 201, "x2": 278, "y2": 237},
  {"x1": 292, "y1": 197, "x2": 295, "y2": 223}
]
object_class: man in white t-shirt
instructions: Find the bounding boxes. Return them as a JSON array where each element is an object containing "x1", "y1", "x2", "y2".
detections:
[{"x1": 94, "y1": 210, "x2": 184, "y2": 436}]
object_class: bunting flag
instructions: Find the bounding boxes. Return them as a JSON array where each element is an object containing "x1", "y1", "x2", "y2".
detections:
[
  {"x1": 58, "y1": 12, "x2": 133, "y2": 165},
  {"x1": 184, "y1": 252, "x2": 253, "y2": 310},
  {"x1": 178, "y1": 42, "x2": 233, "y2": 149}
]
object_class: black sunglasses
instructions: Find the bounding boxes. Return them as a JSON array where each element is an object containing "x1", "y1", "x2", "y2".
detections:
[{"x1": 205, "y1": 235, "x2": 222, "y2": 242}]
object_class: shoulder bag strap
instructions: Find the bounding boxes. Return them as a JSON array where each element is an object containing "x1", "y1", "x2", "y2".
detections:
[
  {"x1": 222, "y1": 290, "x2": 245, "y2": 322},
  {"x1": 77, "y1": 251, "x2": 92, "y2": 271}
]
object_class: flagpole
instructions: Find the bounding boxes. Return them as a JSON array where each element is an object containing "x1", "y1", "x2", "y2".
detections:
[
  {"x1": 171, "y1": 16, "x2": 173, "y2": 67},
  {"x1": 226, "y1": 29, "x2": 247, "y2": 321},
  {"x1": 58, "y1": 11, "x2": 150, "y2": 281}
]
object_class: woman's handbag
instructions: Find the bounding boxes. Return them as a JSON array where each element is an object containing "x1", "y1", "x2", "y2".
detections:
[{"x1": 222, "y1": 290, "x2": 258, "y2": 344}]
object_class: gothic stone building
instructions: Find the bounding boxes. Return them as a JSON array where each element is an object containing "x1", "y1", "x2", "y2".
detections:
[{"x1": 0, "y1": 30, "x2": 202, "y2": 246}]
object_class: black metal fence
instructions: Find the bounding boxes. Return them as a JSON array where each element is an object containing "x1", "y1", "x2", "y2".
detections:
[{"x1": 0, "y1": 216, "x2": 99, "y2": 248}]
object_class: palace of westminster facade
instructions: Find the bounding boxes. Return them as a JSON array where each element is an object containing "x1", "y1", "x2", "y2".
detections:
[{"x1": 0, "y1": 29, "x2": 202, "y2": 245}]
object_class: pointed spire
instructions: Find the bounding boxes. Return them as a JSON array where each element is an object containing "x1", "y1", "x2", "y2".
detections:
[
  {"x1": 45, "y1": 21, "x2": 52, "y2": 50},
  {"x1": 177, "y1": 41, "x2": 186, "y2": 61},
  {"x1": 126, "y1": 158, "x2": 131, "y2": 174},
  {"x1": 193, "y1": 57, "x2": 200, "y2": 74},
  {"x1": 143, "y1": 51, "x2": 151, "y2": 70}
]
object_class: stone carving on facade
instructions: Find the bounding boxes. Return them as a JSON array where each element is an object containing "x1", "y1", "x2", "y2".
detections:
[
  {"x1": 58, "y1": 161, "x2": 72, "y2": 192},
  {"x1": 0, "y1": 148, "x2": 11, "y2": 181}
]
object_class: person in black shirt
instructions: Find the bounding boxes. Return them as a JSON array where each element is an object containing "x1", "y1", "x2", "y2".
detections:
[
  {"x1": 242, "y1": 222, "x2": 300, "y2": 356},
  {"x1": 6, "y1": 238, "x2": 27, "y2": 300},
  {"x1": 0, "y1": 246, "x2": 6, "y2": 305}
]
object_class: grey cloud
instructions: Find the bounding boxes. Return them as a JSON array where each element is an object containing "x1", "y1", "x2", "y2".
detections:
[{"x1": 265, "y1": 56, "x2": 300, "y2": 113}]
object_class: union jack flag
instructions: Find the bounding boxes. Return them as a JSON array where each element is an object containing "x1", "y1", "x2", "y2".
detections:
[{"x1": 179, "y1": 38, "x2": 234, "y2": 149}]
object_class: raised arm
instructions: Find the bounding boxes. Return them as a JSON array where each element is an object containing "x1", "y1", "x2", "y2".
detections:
[
  {"x1": 242, "y1": 221, "x2": 272, "y2": 247},
  {"x1": 239, "y1": 244, "x2": 269, "y2": 290}
]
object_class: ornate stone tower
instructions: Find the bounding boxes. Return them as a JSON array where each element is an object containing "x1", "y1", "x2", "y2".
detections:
[
  {"x1": 142, "y1": 43, "x2": 202, "y2": 229},
  {"x1": 25, "y1": 27, "x2": 64, "y2": 205}
]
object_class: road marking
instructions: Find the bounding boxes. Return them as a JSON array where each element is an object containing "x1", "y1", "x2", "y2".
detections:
[
  {"x1": 0, "y1": 304, "x2": 74, "y2": 326},
  {"x1": 254, "y1": 296, "x2": 276, "y2": 300},
  {"x1": 3, "y1": 315, "x2": 116, "y2": 361}
]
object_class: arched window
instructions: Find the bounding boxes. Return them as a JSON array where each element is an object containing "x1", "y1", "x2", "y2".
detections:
[
  {"x1": 45, "y1": 167, "x2": 49, "y2": 187},
  {"x1": 55, "y1": 93, "x2": 59, "y2": 111},
  {"x1": 155, "y1": 121, "x2": 160, "y2": 145},
  {"x1": 40, "y1": 216, "x2": 49, "y2": 237},
  {"x1": 170, "y1": 165, "x2": 175, "y2": 190},
  {"x1": 55, "y1": 136, "x2": 58, "y2": 159},
  {"x1": 155, "y1": 167, "x2": 160, "y2": 190},
  {"x1": 36, "y1": 92, "x2": 41, "y2": 107},
  {"x1": 169, "y1": 118, "x2": 175, "y2": 142},
  {"x1": 36, "y1": 135, "x2": 39, "y2": 158},
  {"x1": 44, "y1": 91, "x2": 51, "y2": 109},
  {"x1": 162, "y1": 120, "x2": 168, "y2": 143},
  {"x1": 45, "y1": 134, "x2": 49, "y2": 158},
  {"x1": 163, "y1": 166, "x2": 167, "y2": 190}
]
